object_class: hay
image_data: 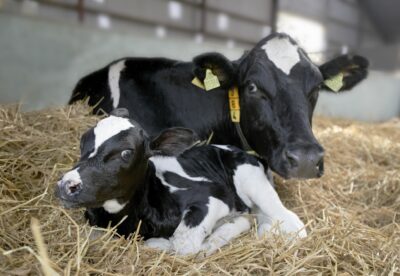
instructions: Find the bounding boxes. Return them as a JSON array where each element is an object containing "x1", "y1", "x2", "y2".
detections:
[{"x1": 0, "y1": 103, "x2": 399, "y2": 275}]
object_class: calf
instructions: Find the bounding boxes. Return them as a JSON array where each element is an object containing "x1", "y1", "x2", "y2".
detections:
[
  {"x1": 55, "y1": 108, "x2": 306, "y2": 255},
  {"x1": 69, "y1": 33, "x2": 369, "y2": 179}
]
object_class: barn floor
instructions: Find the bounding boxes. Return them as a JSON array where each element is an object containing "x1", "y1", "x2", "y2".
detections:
[{"x1": 0, "y1": 103, "x2": 399, "y2": 275}]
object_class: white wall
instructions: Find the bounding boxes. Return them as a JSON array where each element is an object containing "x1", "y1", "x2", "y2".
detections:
[{"x1": 316, "y1": 71, "x2": 400, "y2": 122}]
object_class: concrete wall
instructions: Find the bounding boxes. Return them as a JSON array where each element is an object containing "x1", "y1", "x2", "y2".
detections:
[
  {"x1": 315, "y1": 71, "x2": 400, "y2": 122},
  {"x1": 0, "y1": 12, "x2": 399, "y2": 121},
  {"x1": 0, "y1": 13, "x2": 243, "y2": 111}
]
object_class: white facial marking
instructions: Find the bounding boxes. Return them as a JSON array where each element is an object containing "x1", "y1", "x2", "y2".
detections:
[
  {"x1": 59, "y1": 167, "x2": 82, "y2": 187},
  {"x1": 212, "y1": 144, "x2": 232, "y2": 151},
  {"x1": 261, "y1": 37, "x2": 300, "y2": 75},
  {"x1": 232, "y1": 162, "x2": 307, "y2": 238},
  {"x1": 108, "y1": 60, "x2": 126, "y2": 108},
  {"x1": 202, "y1": 215, "x2": 251, "y2": 255},
  {"x1": 170, "y1": 196, "x2": 230, "y2": 255},
  {"x1": 150, "y1": 156, "x2": 211, "y2": 193},
  {"x1": 103, "y1": 199, "x2": 128, "y2": 214},
  {"x1": 89, "y1": 116, "x2": 134, "y2": 158}
]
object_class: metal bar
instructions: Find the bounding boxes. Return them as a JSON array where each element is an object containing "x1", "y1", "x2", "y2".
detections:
[
  {"x1": 77, "y1": 0, "x2": 84, "y2": 23},
  {"x1": 200, "y1": 0, "x2": 206, "y2": 34},
  {"x1": 31, "y1": 0, "x2": 256, "y2": 45},
  {"x1": 270, "y1": 0, "x2": 278, "y2": 33},
  {"x1": 166, "y1": 0, "x2": 270, "y2": 25}
]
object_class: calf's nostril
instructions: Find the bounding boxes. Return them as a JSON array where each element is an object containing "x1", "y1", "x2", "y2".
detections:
[{"x1": 65, "y1": 180, "x2": 82, "y2": 195}]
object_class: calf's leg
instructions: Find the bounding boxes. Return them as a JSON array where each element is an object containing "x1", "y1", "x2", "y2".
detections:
[
  {"x1": 233, "y1": 163, "x2": 307, "y2": 238},
  {"x1": 201, "y1": 215, "x2": 251, "y2": 255},
  {"x1": 170, "y1": 196, "x2": 230, "y2": 255}
]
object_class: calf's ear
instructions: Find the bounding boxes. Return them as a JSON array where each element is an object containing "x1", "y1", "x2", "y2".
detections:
[
  {"x1": 193, "y1": 52, "x2": 237, "y2": 88},
  {"x1": 319, "y1": 55, "x2": 369, "y2": 92},
  {"x1": 149, "y1": 128, "x2": 199, "y2": 156},
  {"x1": 110, "y1": 108, "x2": 130, "y2": 118}
]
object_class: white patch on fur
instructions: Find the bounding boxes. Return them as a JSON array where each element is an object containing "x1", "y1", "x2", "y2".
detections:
[
  {"x1": 89, "y1": 116, "x2": 134, "y2": 158},
  {"x1": 261, "y1": 37, "x2": 300, "y2": 75},
  {"x1": 170, "y1": 196, "x2": 230, "y2": 255},
  {"x1": 103, "y1": 199, "x2": 127, "y2": 213},
  {"x1": 150, "y1": 156, "x2": 211, "y2": 193},
  {"x1": 212, "y1": 144, "x2": 232, "y2": 151},
  {"x1": 108, "y1": 59, "x2": 126, "y2": 108},
  {"x1": 59, "y1": 167, "x2": 82, "y2": 186},
  {"x1": 202, "y1": 215, "x2": 251, "y2": 255},
  {"x1": 233, "y1": 163, "x2": 307, "y2": 238}
]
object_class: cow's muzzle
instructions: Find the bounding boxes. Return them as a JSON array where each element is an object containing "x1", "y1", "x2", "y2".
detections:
[{"x1": 283, "y1": 144, "x2": 324, "y2": 179}]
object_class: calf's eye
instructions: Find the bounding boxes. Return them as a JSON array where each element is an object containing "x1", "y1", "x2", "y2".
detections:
[
  {"x1": 248, "y1": 83, "x2": 258, "y2": 93},
  {"x1": 121, "y1": 150, "x2": 132, "y2": 161}
]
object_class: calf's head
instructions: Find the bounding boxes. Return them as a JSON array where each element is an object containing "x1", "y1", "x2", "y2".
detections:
[
  {"x1": 193, "y1": 33, "x2": 368, "y2": 179},
  {"x1": 55, "y1": 108, "x2": 198, "y2": 211}
]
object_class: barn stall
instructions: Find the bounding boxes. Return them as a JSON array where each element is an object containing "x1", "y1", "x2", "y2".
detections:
[{"x1": 0, "y1": 103, "x2": 399, "y2": 275}]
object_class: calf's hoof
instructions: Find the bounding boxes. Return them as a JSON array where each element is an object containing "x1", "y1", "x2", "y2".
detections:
[
  {"x1": 257, "y1": 210, "x2": 307, "y2": 239},
  {"x1": 144, "y1": 237, "x2": 172, "y2": 251}
]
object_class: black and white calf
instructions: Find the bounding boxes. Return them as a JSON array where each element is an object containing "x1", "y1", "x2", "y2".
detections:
[
  {"x1": 69, "y1": 33, "x2": 369, "y2": 180},
  {"x1": 55, "y1": 109, "x2": 306, "y2": 255}
]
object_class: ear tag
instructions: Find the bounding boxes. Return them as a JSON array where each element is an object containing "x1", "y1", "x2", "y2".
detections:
[
  {"x1": 324, "y1": 72, "x2": 344, "y2": 92},
  {"x1": 191, "y1": 77, "x2": 206, "y2": 90},
  {"x1": 204, "y1": 69, "x2": 221, "y2": 91}
]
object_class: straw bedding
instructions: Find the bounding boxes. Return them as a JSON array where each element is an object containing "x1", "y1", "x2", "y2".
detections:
[{"x1": 0, "y1": 103, "x2": 399, "y2": 275}]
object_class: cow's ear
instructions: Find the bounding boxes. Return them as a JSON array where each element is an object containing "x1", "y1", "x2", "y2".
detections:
[
  {"x1": 149, "y1": 127, "x2": 199, "y2": 156},
  {"x1": 193, "y1": 52, "x2": 236, "y2": 88},
  {"x1": 319, "y1": 55, "x2": 369, "y2": 92},
  {"x1": 110, "y1": 108, "x2": 129, "y2": 118}
]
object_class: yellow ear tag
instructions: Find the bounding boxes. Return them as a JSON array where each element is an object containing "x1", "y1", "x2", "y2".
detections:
[
  {"x1": 324, "y1": 72, "x2": 344, "y2": 92},
  {"x1": 191, "y1": 77, "x2": 206, "y2": 90},
  {"x1": 204, "y1": 69, "x2": 221, "y2": 91}
]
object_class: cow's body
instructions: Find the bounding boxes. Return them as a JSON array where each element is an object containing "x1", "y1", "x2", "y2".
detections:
[
  {"x1": 70, "y1": 33, "x2": 369, "y2": 179},
  {"x1": 72, "y1": 58, "x2": 237, "y2": 145},
  {"x1": 56, "y1": 110, "x2": 306, "y2": 255}
]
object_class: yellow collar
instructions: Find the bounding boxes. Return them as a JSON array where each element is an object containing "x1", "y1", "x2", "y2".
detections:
[{"x1": 228, "y1": 86, "x2": 240, "y2": 122}]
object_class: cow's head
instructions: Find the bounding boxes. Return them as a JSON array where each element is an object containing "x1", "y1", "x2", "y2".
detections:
[
  {"x1": 193, "y1": 33, "x2": 368, "y2": 179},
  {"x1": 55, "y1": 108, "x2": 198, "y2": 211}
]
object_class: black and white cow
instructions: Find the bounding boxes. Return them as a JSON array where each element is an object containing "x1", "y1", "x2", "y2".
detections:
[
  {"x1": 69, "y1": 33, "x2": 369, "y2": 180},
  {"x1": 55, "y1": 109, "x2": 306, "y2": 255}
]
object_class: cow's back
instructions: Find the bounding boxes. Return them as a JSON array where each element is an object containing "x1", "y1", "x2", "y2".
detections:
[{"x1": 70, "y1": 58, "x2": 229, "y2": 138}]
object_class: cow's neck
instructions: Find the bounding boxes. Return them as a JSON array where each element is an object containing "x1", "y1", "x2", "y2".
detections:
[{"x1": 187, "y1": 88, "x2": 245, "y2": 149}]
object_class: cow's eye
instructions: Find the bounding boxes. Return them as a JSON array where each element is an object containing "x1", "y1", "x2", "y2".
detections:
[
  {"x1": 248, "y1": 83, "x2": 258, "y2": 93},
  {"x1": 121, "y1": 150, "x2": 133, "y2": 161}
]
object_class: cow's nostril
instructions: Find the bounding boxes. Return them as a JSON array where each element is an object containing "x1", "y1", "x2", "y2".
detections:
[
  {"x1": 65, "y1": 180, "x2": 82, "y2": 195},
  {"x1": 285, "y1": 150, "x2": 300, "y2": 168}
]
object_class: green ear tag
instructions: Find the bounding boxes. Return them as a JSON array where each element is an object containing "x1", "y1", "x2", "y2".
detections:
[
  {"x1": 204, "y1": 69, "x2": 221, "y2": 91},
  {"x1": 324, "y1": 72, "x2": 344, "y2": 92}
]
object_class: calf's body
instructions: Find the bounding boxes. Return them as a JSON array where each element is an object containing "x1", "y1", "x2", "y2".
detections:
[{"x1": 56, "y1": 110, "x2": 306, "y2": 255}]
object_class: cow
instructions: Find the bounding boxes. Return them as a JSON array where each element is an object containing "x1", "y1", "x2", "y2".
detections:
[
  {"x1": 69, "y1": 33, "x2": 369, "y2": 180},
  {"x1": 55, "y1": 108, "x2": 307, "y2": 255}
]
